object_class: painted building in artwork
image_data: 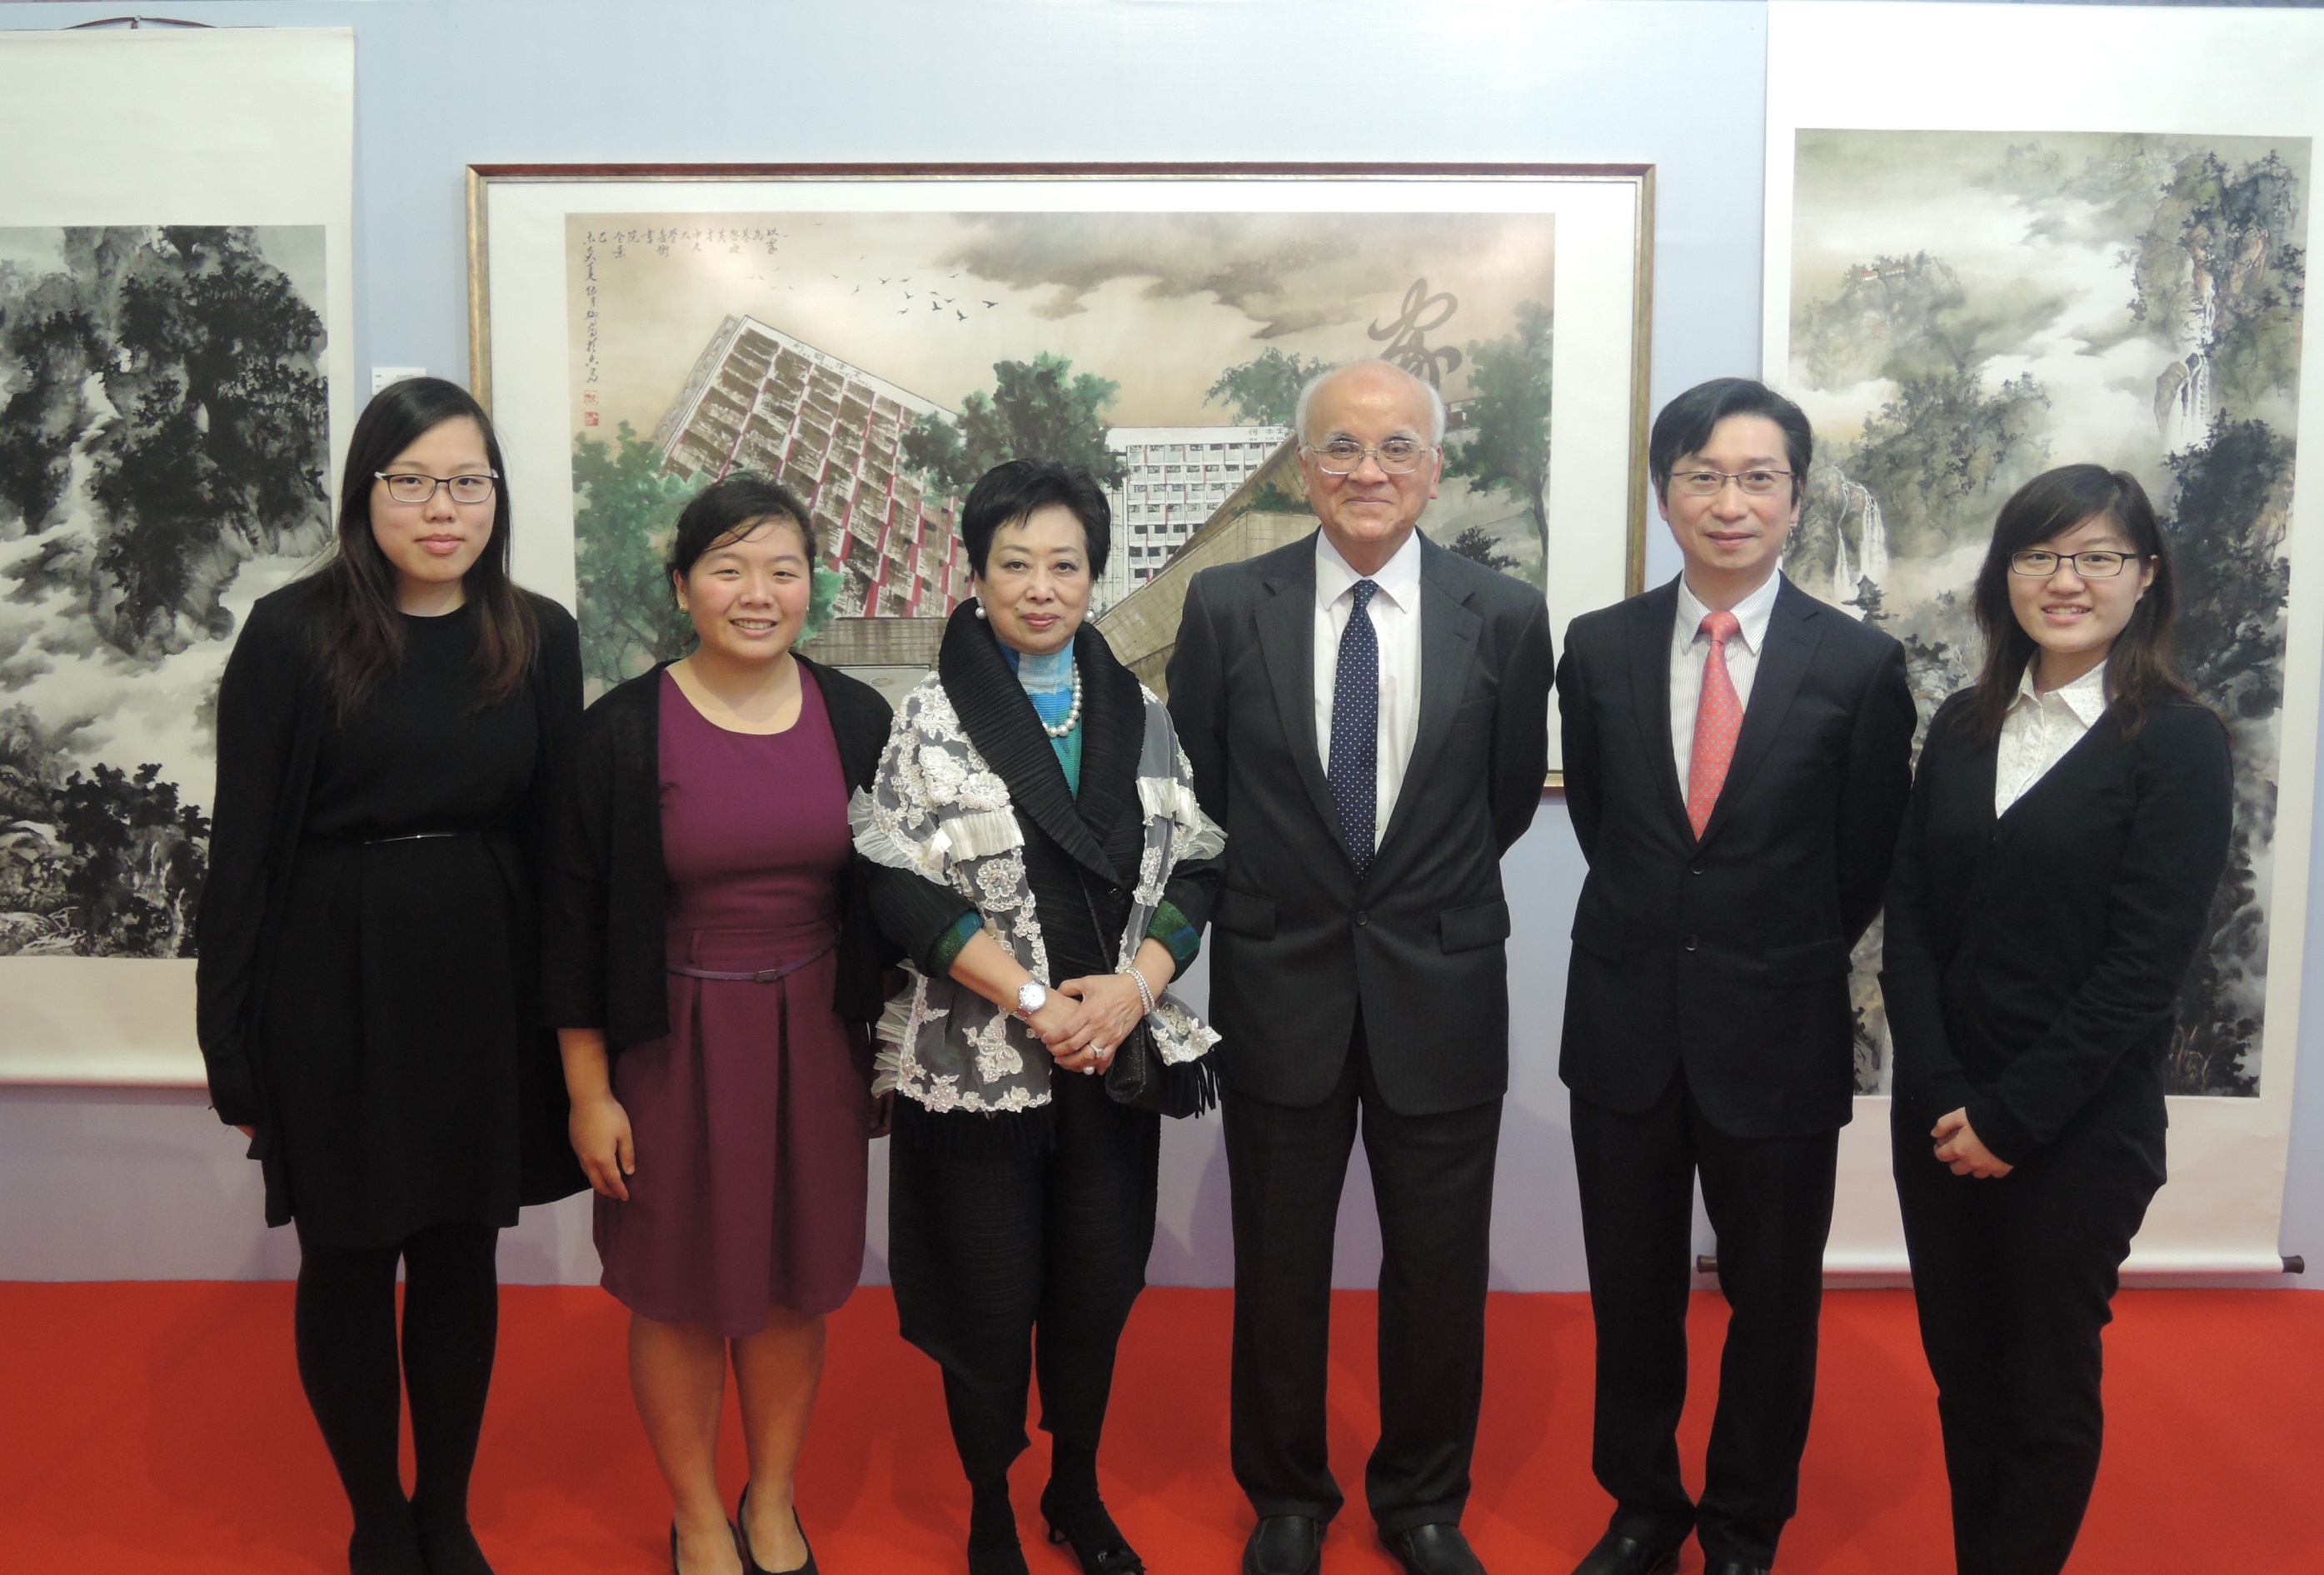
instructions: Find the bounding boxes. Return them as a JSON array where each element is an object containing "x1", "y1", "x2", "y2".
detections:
[
  {"x1": 1096, "y1": 424, "x2": 1292, "y2": 611},
  {"x1": 1096, "y1": 432, "x2": 1311, "y2": 695},
  {"x1": 652, "y1": 315, "x2": 969, "y2": 621}
]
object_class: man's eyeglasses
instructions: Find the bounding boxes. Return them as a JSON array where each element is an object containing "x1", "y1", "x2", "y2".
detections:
[
  {"x1": 1304, "y1": 438, "x2": 1435, "y2": 476},
  {"x1": 2008, "y1": 550, "x2": 2145, "y2": 580},
  {"x1": 1668, "y1": 468, "x2": 1793, "y2": 497},
  {"x1": 377, "y1": 471, "x2": 499, "y2": 506}
]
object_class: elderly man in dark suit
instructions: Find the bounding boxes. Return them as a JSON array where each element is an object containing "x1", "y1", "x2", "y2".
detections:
[
  {"x1": 1169, "y1": 359, "x2": 1556, "y2": 1575},
  {"x1": 1555, "y1": 377, "x2": 1917, "y2": 1575}
]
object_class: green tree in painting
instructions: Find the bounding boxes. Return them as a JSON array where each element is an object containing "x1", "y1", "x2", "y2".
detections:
[
  {"x1": 902, "y1": 352, "x2": 1126, "y2": 494},
  {"x1": 1204, "y1": 347, "x2": 1335, "y2": 428},
  {"x1": 571, "y1": 423, "x2": 697, "y2": 690},
  {"x1": 1443, "y1": 525, "x2": 1518, "y2": 575},
  {"x1": 87, "y1": 227, "x2": 330, "y2": 656},
  {"x1": 2157, "y1": 418, "x2": 2292, "y2": 1099},
  {"x1": 1444, "y1": 300, "x2": 1553, "y2": 563},
  {"x1": 0, "y1": 227, "x2": 330, "y2": 660},
  {"x1": 1850, "y1": 366, "x2": 2051, "y2": 558}
]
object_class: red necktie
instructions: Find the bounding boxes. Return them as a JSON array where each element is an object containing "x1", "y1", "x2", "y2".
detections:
[{"x1": 1687, "y1": 610, "x2": 1743, "y2": 838}]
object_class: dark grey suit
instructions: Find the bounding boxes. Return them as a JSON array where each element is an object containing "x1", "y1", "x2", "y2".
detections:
[{"x1": 1168, "y1": 529, "x2": 1553, "y2": 1535}]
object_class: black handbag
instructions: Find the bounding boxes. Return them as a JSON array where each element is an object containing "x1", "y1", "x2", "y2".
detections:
[{"x1": 1075, "y1": 880, "x2": 1217, "y2": 1120}]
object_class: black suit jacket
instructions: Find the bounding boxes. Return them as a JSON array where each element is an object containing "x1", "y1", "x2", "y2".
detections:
[
  {"x1": 1557, "y1": 575, "x2": 1916, "y2": 1139},
  {"x1": 1881, "y1": 691, "x2": 2232, "y2": 1165},
  {"x1": 1167, "y1": 530, "x2": 1555, "y2": 1116},
  {"x1": 537, "y1": 655, "x2": 899, "y2": 1056}
]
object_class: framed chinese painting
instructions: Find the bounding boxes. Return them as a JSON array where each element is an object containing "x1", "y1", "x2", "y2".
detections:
[{"x1": 467, "y1": 163, "x2": 1653, "y2": 770}]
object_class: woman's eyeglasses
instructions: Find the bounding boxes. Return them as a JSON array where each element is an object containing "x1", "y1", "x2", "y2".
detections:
[
  {"x1": 2008, "y1": 550, "x2": 2144, "y2": 579},
  {"x1": 377, "y1": 471, "x2": 498, "y2": 506}
]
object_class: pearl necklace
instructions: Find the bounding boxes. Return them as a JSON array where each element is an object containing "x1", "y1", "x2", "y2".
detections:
[{"x1": 1043, "y1": 666, "x2": 1085, "y2": 739}]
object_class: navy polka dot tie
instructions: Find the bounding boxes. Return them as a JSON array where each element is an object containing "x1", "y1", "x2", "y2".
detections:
[{"x1": 1328, "y1": 579, "x2": 1380, "y2": 880}]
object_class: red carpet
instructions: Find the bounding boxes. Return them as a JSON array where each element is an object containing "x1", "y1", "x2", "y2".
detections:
[{"x1": 3, "y1": 1283, "x2": 2319, "y2": 1573}]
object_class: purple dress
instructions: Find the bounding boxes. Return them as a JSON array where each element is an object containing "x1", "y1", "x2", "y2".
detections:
[{"x1": 595, "y1": 670, "x2": 871, "y2": 1333}]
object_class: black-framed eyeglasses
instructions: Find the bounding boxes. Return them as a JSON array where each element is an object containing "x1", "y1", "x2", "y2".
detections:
[
  {"x1": 1303, "y1": 438, "x2": 1435, "y2": 476},
  {"x1": 2008, "y1": 550, "x2": 2145, "y2": 580},
  {"x1": 1669, "y1": 468, "x2": 1793, "y2": 497},
  {"x1": 377, "y1": 471, "x2": 499, "y2": 506}
]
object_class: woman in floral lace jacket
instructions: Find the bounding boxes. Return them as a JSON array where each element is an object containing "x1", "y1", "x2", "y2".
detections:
[{"x1": 854, "y1": 458, "x2": 1222, "y2": 1575}]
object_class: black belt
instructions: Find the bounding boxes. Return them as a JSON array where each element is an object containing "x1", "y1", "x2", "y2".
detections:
[
  {"x1": 666, "y1": 937, "x2": 837, "y2": 984},
  {"x1": 304, "y1": 830, "x2": 496, "y2": 848}
]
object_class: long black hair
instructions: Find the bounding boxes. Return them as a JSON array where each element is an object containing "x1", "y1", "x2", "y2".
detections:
[
  {"x1": 1958, "y1": 463, "x2": 2198, "y2": 748},
  {"x1": 309, "y1": 376, "x2": 537, "y2": 719}
]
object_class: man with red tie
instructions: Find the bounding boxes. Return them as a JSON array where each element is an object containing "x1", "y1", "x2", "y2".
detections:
[{"x1": 1553, "y1": 379, "x2": 1916, "y2": 1575}]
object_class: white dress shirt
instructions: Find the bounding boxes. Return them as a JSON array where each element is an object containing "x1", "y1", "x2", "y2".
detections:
[
  {"x1": 1669, "y1": 570, "x2": 1783, "y2": 786},
  {"x1": 1995, "y1": 660, "x2": 2109, "y2": 814},
  {"x1": 1314, "y1": 529, "x2": 1424, "y2": 850}
]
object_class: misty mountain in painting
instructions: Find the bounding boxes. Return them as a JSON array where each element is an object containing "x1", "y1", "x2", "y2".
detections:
[
  {"x1": 1783, "y1": 130, "x2": 2307, "y2": 1096},
  {"x1": 0, "y1": 226, "x2": 330, "y2": 957}
]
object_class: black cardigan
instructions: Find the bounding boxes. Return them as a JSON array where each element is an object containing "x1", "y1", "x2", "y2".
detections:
[
  {"x1": 863, "y1": 602, "x2": 1223, "y2": 986},
  {"x1": 537, "y1": 655, "x2": 899, "y2": 1055},
  {"x1": 193, "y1": 577, "x2": 587, "y2": 1214},
  {"x1": 1879, "y1": 690, "x2": 2232, "y2": 1164}
]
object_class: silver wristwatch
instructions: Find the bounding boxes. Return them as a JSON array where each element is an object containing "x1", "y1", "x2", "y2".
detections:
[{"x1": 1015, "y1": 980, "x2": 1049, "y2": 1019}]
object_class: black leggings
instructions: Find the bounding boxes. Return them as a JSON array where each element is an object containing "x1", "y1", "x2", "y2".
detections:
[{"x1": 292, "y1": 1219, "x2": 501, "y2": 1543}]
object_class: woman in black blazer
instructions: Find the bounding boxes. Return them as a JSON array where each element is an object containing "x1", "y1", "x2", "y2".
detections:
[
  {"x1": 1881, "y1": 464, "x2": 2232, "y2": 1575},
  {"x1": 197, "y1": 377, "x2": 586, "y2": 1575},
  {"x1": 539, "y1": 474, "x2": 895, "y2": 1575}
]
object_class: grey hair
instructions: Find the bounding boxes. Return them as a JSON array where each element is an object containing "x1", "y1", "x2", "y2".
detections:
[{"x1": 1293, "y1": 360, "x2": 1449, "y2": 447}]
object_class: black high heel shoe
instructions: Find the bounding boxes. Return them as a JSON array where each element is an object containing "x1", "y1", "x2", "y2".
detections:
[
  {"x1": 737, "y1": 1484, "x2": 818, "y2": 1575},
  {"x1": 1038, "y1": 1487, "x2": 1145, "y2": 1575}
]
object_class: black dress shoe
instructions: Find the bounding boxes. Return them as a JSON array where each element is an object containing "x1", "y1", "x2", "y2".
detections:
[
  {"x1": 1570, "y1": 1523, "x2": 1688, "y2": 1575},
  {"x1": 1702, "y1": 1563, "x2": 1771, "y2": 1575},
  {"x1": 1040, "y1": 1484, "x2": 1144, "y2": 1573},
  {"x1": 1383, "y1": 1520, "x2": 1487, "y2": 1575},
  {"x1": 414, "y1": 1519, "x2": 494, "y2": 1575},
  {"x1": 1244, "y1": 1514, "x2": 1324, "y2": 1575},
  {"x1": 737, "y1": 1485, "x2": 816, "y2": 1575}
]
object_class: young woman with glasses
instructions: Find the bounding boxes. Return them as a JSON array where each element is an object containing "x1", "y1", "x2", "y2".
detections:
[
  {"x1": 196, "y1": 376, "x2": 588, "y2": 1575},
  {"x1": 1880, "y1": 463, "x2": 2232, "y2": 1575}
]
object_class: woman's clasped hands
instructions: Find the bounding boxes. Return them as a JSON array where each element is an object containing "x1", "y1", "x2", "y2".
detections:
[{"x1": 1022, "y1": 984, "x2": 1114, "y2": 1075}]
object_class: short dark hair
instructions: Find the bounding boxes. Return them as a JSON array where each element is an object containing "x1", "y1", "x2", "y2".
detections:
[
  {"x1": 958, "y1": 458, "x2": 1112, "y2": 578},
  {"x1": 1959, "y1": 463, "x2": 2198, "y2": 748},
  {"x1": 667, "y1": 471, "x2": 816, "y2": 581},
  {"x1": 1648, "y1": 377, "x2": 1813, "y2": 501}
]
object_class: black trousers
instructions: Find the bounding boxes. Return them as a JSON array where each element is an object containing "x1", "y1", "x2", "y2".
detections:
[
  {"x1": 1893, "y1": 1108, "x2": 2164, "y2": 1575},
  {"x1": 1224, "y1": 1018, "x2": 1502, "y2": 1536},
  {"x1": 1568, "y1": 1069, "x2": 1838, "y2": 1568},
  {"x1": 886, "y1": 1069, "x2": 1161, "y2": 1493}
]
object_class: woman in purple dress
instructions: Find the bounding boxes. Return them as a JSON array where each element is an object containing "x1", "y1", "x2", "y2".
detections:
[{"x1": 541, "y1": 475, "x2": 896, "y2": 1575}]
